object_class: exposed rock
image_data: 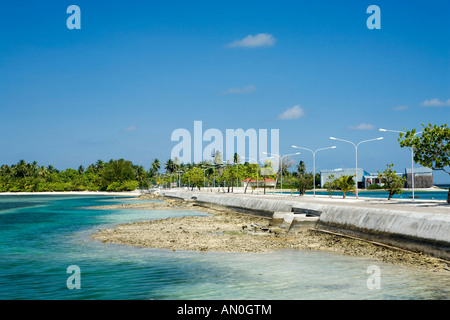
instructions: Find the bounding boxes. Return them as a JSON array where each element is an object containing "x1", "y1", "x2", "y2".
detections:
[{"x1": 91, "y1": 194, "x2": 450, "y2": 273}]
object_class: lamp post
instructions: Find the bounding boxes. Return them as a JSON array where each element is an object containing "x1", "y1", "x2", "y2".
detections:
[
  {"x1": 263, "y1": 152, "x2": 301, "y2": 194},
  {"x1": 291, "y1": 145, "x2": 337, "y2": 197},
  {"x1": 235, "y1": 156, "x2": 240, "y2": 190},
  {"x1": 329, "y1": 137, "x2": 383, "y2": 198},
  {"x1": 175, "y1": 170, "x2": 185, "y2": 188},
  {"x1": 379, "y1": 128, "x2": 423, "y2": 201}
]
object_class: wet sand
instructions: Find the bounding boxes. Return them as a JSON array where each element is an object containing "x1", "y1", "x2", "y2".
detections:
[{"x1": 91, "y1": 194, "x2": 450, "y2": 273}]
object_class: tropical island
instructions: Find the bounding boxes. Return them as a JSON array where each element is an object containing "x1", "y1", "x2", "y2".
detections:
[{"x1": 1, "y1": 124, "x2": 448, "y2": 204}]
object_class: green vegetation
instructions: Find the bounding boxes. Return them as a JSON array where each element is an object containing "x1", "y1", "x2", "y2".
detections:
[
  {"x1": 0, "y1": 159, "x2": 145, "y2": 192},
  {"x1": 0, "y1": 152, "x2": 295, "y2": 193},
  {"x1": 0, "y1": 149, "x2": 325, "y2": 194},
  {"x1": 324, "y1": 174, "x2": 338, "y2": 196},
  {"x1": 293, "y1": 161, "x2": 313, "y2": 196},
  {"x1": 399, "y1": 123, "x2": 450, "y2": 204},
  {"x1": 242, "y1": 163, "x2": 259, "y2": 194},
  {"x1": 259, "y1": 160, "x2": 277, "y2": 195},
  {"x1": 182, "y1": 167, "x2": 205, "y2": 191},
  {"x1": 336, "y1": 175, "x2": 356, "y2": 198},
  {"x1": 367, "y1": 184, "x2": 383, "y2": 190},
  {"x1": 276, "y1": 160, "x2": 316, "y2": 193},
  {"x1": 377, "y1": 164, "x2": 406, "y2": 200}
]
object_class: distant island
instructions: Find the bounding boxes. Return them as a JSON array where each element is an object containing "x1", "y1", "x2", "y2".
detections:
[{"x1": 0, "y1": 159, "x2": 145, "y2": 192}]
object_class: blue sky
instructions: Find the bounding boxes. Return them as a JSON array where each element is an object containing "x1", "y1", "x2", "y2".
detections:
[{"x1": 0, "y1": 1, "x2": 449, "y2": 182}]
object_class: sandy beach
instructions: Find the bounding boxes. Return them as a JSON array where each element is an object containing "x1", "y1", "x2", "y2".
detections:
[{"x1": 91, "y1": 194, "x2": 450, "y2": 273}]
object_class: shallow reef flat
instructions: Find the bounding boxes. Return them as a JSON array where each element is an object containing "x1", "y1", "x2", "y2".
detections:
[{"x1": 91, "y1": 194, "x2": 449, "y2": 273}]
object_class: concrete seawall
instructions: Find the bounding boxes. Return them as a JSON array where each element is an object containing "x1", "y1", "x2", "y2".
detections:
[
  {"x1": 160, "y1": 190, "x2": 450, "y2": 260},
  {"x1": 163, "y1": 191, "x2": 296, "y2": 216}
]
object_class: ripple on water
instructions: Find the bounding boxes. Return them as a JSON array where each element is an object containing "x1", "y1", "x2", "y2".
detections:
[{"x1": 0, "y1": 195, "x2": 449, "y2": 300}]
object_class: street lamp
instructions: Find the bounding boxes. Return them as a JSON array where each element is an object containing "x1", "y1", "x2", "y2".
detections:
[
  {"x1": 263, "y1": 152, "x2": 301, "y2": 193},
  {"x1": 235, "y1": 156, "x2": 240, "y2": 190},
  {"x1": 291, "y1": 145, "x2": 337, "y2": 197},
  {"x1": 329, "y1": 136, "x2": 383, "y2": 198},
  {"x1": 175, "y1": 170, "x2": 185, "y2": 188},
  {"x1": 379, "y1": 128, "x2": 423, "y2": 201}
]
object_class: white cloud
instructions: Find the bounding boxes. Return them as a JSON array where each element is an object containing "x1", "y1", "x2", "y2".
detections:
[
  {"x1": 393, "y1": 105, "x2": 409, "y2": 111},
  {"x1": 347, "y1": 123, "x2": 375, "y2": 130},
  {"x1": 225, "y1": 33, "x2": 276, "y2": 48},
  {"x1": 420, "y1": 98, "x2": 450, "y2": 107},
  {"x1": 223, "y1": 84, "x2": 257, "y2": 95},
  {"x1": 123, "y1": 125, "x2": 138, "y2": 132},
  {"x1": 278, "y1": 105, "x2": 305, "y2": 120}
]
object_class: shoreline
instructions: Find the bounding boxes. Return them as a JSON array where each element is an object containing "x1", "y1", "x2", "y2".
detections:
[
  {"x1": 91, "y1": 194, "x2": 450, "y2": 273},
  {"x1": 0, "y1": 191, "x2": 141, "y2": 196}
]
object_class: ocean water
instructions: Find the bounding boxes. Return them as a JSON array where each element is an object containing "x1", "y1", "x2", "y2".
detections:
[
  {"x1": 0, "y1": 195, "x2": 448, "y2": 300},
  {"x1": 298, "y1": 190, "x2": 449, "y2": 200}
]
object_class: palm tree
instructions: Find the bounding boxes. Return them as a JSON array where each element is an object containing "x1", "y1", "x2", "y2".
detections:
[
  {"x1": 15, "y1": 160, "x2": 28, "y2": 178},
  {"x1": 296, "y1": 160, "x2": 306, "y2": 175},
  {"x1": 233, "y1": 153, "x2": 240, "y2": 164},
  {"x1": 38, "y1": 166, "x2": 49, "y2": 178},
  {"x1": 28, "y1": 161, "x2": 38, "y2": 177},
  {"x1": 165, "y1": 159, "x2": 176, "y2": 174},
  {"x1": 295, "y1": 161, "x2": 312, "y2": 196},
  {"x1": 134, "y1": 165, "x2": 146, "y2": 183},
  {"x1": 95, "y1": 160, "x2": 104, "y2": 173},
  {"x1": 151, "y1": 159, "x2": 160, "y2": 174},
  {"x1": 337, "y1": 175, "x2": 356, "y2": 198},
  {"x1": 0, "y1": 165, "x2": 13, "y2": 179},
  {"x1": 47, "y1": 165, "x2": 58, "y2": 174}
]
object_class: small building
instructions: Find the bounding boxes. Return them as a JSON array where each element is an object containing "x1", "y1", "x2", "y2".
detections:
[
  {"x1": 364, "y1": 172, "x2": 403, "y2": 188},
  {"x1": 363, "y1": 174, "x2": 381, "y2": 188},
  {"x1": 321, "y1": 167, "x2": 434, "y2": 189},
  {"x1": 405, "y1": 167, "x2": 433, "y2": 188}
]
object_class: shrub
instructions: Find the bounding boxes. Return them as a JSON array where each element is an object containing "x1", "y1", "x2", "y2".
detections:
[
  {"x1": 106, "y1": 182, "x2": 122, "y2": 192},
  {"x1": 106, "y1": 180, "x2": 138, "y2": 192},
  {"x1": 120, "y1": 180, "x2": 139, "y2": 191}
]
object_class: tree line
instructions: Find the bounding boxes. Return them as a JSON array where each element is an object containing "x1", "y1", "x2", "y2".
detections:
[
  {"x1": 1, "y1": 123, "x2": 448, "y2": 202},
  {"x1": 162, "y1": 154, "x2": 322, "y2": 195},
  {"x1": 0, "y1": 159, "x2": 144, "y2": 192},
  {"x1": 0, "y1": 156, "x2": 317, "y2": 194}
]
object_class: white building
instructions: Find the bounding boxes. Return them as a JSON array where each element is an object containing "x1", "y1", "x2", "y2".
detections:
[{"x1": 320, "y1": 167, "x2": 434, "y2": 189}]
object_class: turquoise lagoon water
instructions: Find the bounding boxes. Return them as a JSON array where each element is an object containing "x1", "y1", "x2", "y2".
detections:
[
  {"x1": 296, "y1": 190, "x2": 448, "y2": 200},
  {"x1": 0, "y1": 195, "x2": 448, "y2": 300}
]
